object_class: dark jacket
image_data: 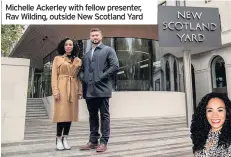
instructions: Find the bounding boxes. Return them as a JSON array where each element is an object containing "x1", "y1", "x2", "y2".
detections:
[{"x1": 82, "y1": 44, "x2": 119, "y2": 98}]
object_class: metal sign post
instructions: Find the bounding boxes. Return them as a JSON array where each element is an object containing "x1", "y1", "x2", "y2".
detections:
[{"x1": 183, "y1": 50, "x2": 194, "y2": 128}]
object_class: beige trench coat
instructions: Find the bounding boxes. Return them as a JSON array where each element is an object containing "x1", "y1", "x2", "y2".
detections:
[{"x1": 51, "y1": 55, "x2": 82, "y2": 122}]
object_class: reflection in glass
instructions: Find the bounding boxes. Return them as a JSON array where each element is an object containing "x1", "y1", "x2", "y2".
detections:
[
  {"x1": 41, "y1": 37, "x2": 180, "y2": 95},
  {"x1": 83, "y1": 39, "x2": 92, "y2": 55},
  {"x1": 103, "y1": 38, "x2": 116, "y2": 90},
  {"x1": 42, "y1": 61, "x2": 52, "y2": 96},
  {"x1": 103, "y1": 38, "x2": 114, "y2": 48},
  {"x1": 116, "y1": 38, "x2": 151, "y2": 91}
]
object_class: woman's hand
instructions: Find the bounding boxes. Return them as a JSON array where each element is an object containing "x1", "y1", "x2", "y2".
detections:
[
  {"x1": 79, "y1": 93, "x2": 83, "y2": 99},
  {"x1": 54, "y1": 92, "x2": 60, "y2": 100}
]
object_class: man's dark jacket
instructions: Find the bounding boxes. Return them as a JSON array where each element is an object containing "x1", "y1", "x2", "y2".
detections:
[{"x1": 81, "y1": 44, "x2": 119, "y2": 98}]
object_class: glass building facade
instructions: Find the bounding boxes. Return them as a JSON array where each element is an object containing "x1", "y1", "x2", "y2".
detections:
[{"x1": 41, "y1": 37, "x2": 180, "y2": 96}]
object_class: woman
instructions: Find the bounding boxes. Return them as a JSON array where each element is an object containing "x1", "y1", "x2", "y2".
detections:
[
  {"x1": 191, "y1": 92, "x2": 231, "y2": 157},
  {"x1": 51, "y1": 38, "x2": 82, "y2": 150}
]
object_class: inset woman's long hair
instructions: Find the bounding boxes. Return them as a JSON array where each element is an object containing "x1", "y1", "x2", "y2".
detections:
[{"x1": 190, "y1": 92, "x2": 231, "y2": 153}]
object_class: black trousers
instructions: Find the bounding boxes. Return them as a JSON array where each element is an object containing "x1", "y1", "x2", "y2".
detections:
[
  {"x1": 86, "y1": 98, "x2": 110, "y2": 144},
  {"x1": 56, "y1": 122, "x2": 72, "y2": 137}
]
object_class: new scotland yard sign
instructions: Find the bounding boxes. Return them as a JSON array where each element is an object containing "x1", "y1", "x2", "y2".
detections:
[{"x1": 158, "y1": 6, "x2": 222, "y2": 47}]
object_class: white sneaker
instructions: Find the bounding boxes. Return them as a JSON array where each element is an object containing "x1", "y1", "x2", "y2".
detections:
[
  {"x1": 56, "y1": 137, "x2": 64, "y2": 151},
  {"x1": 63, "y1": 136, "x2": 71, "y2": 150}
]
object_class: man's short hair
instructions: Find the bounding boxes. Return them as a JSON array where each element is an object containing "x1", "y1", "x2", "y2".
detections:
[{"x1": 90, "y1": 28, "x2": 102, "y2": 34}]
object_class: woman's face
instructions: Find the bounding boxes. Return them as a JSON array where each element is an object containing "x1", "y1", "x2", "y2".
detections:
[
  {"x1": 206, "y1": 98, "x2": 226, "y2": 132},
  {"x1": 64, "y1": 40, "x2": 73, "y2": 55}
]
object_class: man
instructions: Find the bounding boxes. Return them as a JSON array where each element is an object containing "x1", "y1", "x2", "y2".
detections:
[{"x1": 79, "y1": 28, "x2": 119, "y2": 152}]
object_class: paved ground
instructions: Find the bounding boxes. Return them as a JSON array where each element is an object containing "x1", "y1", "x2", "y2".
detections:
[{"x1": 1, "y1": 116, "x2": 193, "y2": 157}]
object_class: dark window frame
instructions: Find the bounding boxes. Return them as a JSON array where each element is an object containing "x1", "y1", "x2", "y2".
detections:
[
  {"x1": 159, "y1": 1, "x2": 167, "y2": 6},
  {"x1": 176, "y1": 0, "x2": 181, "y2": 6},
  {"x1": 205, "y1": 0, "x2": 212, "y2": 4}
]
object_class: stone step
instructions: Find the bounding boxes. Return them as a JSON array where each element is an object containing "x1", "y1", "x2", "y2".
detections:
[
  {"x1": 26, "y1": 108, "x2": 46, "y2": 112},
  {"x1": 3, "y1": 123, "x2": 189, "y2": 145},
  {"x1": 26, "y1": 117, "x2": 49, "y2": 120},
  {"x1": 2, "y1": 138, "x2": 192, "y2": 157},
  {"x1": 27, "y1": 102, "x2": 43, "y2": 104},
  {"x1": 27, "y1": 99, "x2": 43, "y2": 101},
  {"x1": 26, "y1": 112, "x2": 47, "y2": 115},
  {"x1": 27, "y1": 102, "x2": 44, "y2": 105},
  {"x1": 26, "y1": 109, "x2": 45, "y2": 112},
  {"x1": 26, "y1": 116, "x2": 48, "y2": 119},
  {"x1": 26, "y1": 114, "x2": 47, "y2": 117},
  {"x1": 27, "y1": 105, "x2": 44, "y2": 107},
  {"x1": 27, "y1": 98, "x2": 43, "y2": 99},
  {"x1": 26, "y1": 108, "x2": 46, "y2": 111},
  {"x1": 26, "y1": 106, "x2": 46, "y2": 109},
  {"x1": 1, "y1": 117, "x2": 192, "y2": 157},
  {"x1": 23, "y1": 122, "x2": 187, "y2": 132},
  {"x1": 26, "y1": 113, "x2": 48, "y2": 116},
  {"x1": 26, "y1": 111, "x2": 47, "y2": 114},
  {"x1": 27, "y1": 104, "x2": 45, "y2": 107},
  {"x1": 27, "y1": 100, "x2": 43, "y2": 103},
  {"x1": 27, "y1": 106, "x2": 44, "y2": 108},
  {"x1": 26, "y1": 112, "x2": 47, "y2": 114},
  {"x1": 26, "y1": 98, "x2": 48, "y2": 119},
  {"x1": 24, "y1": 122, "x2": 186, "y2": 132},
  {"x1": 27, "y1": 100, "x2": 43, "y2": 102},
  {"x1": 26, "y1": 115, "x2": 49, "y2": 118}
]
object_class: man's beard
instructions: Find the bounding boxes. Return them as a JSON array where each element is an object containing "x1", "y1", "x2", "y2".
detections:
[{"x1": 91, "y1": 40, "x2": 100, "y2": 45}]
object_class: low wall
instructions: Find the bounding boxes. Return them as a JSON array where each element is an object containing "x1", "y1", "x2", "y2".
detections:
[
  {"x1": 44, "y1": 91, "x2": 186, "y2": 121},
  {"x1": 1, "y1": 57, "x2": 30, "y2": 143}
]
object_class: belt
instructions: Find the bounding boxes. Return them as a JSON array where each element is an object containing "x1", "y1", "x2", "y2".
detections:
[{"x1": 58, "y1": 75, "x2": 76, "y2": 103}]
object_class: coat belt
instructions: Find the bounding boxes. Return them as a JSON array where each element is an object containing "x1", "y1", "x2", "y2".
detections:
[{"x1": 58, "y1": 75, "x2": 76, "y2": 103}]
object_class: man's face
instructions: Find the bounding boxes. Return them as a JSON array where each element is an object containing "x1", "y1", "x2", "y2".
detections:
[{"x1": 90, "y1": 31, "x2": 102, "y2": 45}]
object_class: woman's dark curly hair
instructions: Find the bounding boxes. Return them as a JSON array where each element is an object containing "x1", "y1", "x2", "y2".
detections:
[
  {"x1": 190, "y1": 92, "x2": 231, "y2": 153},
  {"x1": 57, "y1": 38, "x2": 78, "y2": 57}
]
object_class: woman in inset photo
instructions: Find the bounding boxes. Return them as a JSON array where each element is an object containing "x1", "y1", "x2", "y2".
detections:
[
  {"x1": 191, "y1": 92, "x2": 231, "y2": 157},
  {"x1": 51, "y1": 38, "x2": 82, "y2": 150}
]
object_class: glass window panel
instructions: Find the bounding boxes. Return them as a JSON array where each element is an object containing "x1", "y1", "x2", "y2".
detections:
[
  {"x1": 116, "y1": 38, "x2": 151, "y2": 91},
  {"x1": 83, "y1": 39, "x2": 92, "y2": 55},
  {"x1": 42, "y1": 38, "x2": 174, "y2": 93},
  {"x1": 42, "y1": 60, "x2": 52, "y2": 96},
  {"x1": 103, "y1": 38, "x2": 114, "y2": 48}
]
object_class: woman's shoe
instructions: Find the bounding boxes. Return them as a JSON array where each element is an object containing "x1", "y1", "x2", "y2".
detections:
[
  {"x1": 62, "y1": 135, "x2": 71, "y2": 150},
  {"x1": 56, "y1": 137, "x2": 64, "y2": 151}
]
